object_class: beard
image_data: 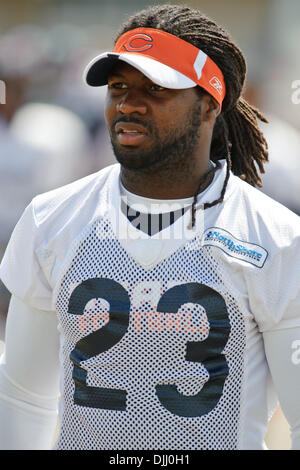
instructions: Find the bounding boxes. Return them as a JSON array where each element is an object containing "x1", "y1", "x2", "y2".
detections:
[{"x1": 109, "y1": 100, "x2": 203, "y2": 175}]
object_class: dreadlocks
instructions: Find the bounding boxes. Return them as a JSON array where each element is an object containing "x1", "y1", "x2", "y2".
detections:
[{"x1": 115, "y1": 4, "x2": 269, "y2": 225}]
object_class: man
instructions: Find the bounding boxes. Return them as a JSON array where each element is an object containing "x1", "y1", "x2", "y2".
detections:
[{"x1": 0, "y1": 4, "x2": 300, "y2": 450}]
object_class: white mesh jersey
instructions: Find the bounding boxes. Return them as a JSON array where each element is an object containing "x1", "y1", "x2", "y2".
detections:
[{"x1": 1, "y1": 160, "x2": 300, "y2": 450}]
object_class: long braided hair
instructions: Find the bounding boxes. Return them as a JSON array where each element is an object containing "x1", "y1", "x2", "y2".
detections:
[{"x1": 115, "y1": 4, "x2": 269, "y2": 224}]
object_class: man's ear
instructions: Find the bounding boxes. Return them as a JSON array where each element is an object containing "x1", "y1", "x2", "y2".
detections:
[{"x1": 201, "y1": 93, "x2": 221, "y2": 123}]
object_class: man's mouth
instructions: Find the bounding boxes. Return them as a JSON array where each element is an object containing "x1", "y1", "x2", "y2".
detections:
[{"x1": 115, "y1": 122, "x2": 148, "y2": 146}]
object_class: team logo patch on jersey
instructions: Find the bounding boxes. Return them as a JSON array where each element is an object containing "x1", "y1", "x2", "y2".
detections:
[{"x1": 202, "y1": 227, "x2": 268, "y2": 268}]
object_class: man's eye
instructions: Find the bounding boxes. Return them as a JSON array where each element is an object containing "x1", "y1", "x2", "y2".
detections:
[
  {"x1": 150, "y1": 84, "x2": 166, "y2": 92},
  {"x1": 109, "y1": 82, "x2": 127, "y2": 89}
]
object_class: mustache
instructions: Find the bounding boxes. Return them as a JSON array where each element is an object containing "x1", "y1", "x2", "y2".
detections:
[{"x1": 111, "y1": 116, "x2": 154, "y2": 134}]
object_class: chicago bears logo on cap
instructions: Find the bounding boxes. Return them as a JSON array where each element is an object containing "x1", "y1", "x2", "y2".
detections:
[{"x1": 123, "y1": 33, "x2": 153, "y2": 52}]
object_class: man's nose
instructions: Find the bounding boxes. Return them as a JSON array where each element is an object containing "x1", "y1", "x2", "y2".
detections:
[{"x1": 116, "y1": 92, "x2": 147, "y2": 115}]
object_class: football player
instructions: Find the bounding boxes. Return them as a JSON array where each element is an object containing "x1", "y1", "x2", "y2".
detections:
[{"x1": 0, "y1": 4, "x2": 300, "y2": 450}]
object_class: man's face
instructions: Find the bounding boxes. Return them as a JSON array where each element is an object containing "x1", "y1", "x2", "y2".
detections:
[{"x1": 105, "y1": 62, "x2": 204, "y2": 173}]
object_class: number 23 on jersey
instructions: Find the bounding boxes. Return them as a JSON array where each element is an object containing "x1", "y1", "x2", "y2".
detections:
[{"x1": 68, "y1": 278, "x2": 231, "y2": 418}]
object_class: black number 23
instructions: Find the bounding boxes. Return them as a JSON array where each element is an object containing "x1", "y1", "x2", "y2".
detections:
[{"x1": 68, "y1": 279, "x2": 231, "y2": 417}]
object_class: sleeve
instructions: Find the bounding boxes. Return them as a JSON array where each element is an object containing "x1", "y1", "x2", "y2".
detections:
[
  {"x1": 0, "y1": 201, "x2": 53, "y2": 311},
  {"x1": 263, "y1": 326, "x2": 300, "y2": 450},
  {"x1": 247, "y1": 235, "x2": 300, "y2": 332},
  {"x1": 0, "y1": 295, "x2": 60, "y2": 450}
]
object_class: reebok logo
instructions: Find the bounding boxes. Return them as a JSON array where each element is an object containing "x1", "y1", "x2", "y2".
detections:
[
  {"x1": 202, "y1": 227, "x2": 268, "y2": 268},
  {"x1": 209, "y1": 76, "x2": 223, "y2": 95}
]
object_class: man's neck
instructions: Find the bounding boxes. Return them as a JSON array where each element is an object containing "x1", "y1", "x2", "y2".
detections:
[{"x1": 120, "y1": 157, "x2": 213, "y2": 200}]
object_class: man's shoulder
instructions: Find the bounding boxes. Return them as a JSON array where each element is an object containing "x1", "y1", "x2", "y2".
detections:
[
  {"x1": 31, "y1": 164, "x2": 119, "y2": 227},
  {"x1": 230, "y1": 174, "x2": 300, "y2": 244},
  {"x1": 236, "y1": 175, "x2": 299, "y2": 219},
  {"x1": 217, "y1": 173, "x2": 300, "y2": 257}
]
